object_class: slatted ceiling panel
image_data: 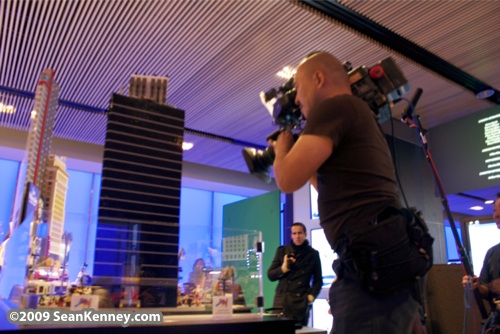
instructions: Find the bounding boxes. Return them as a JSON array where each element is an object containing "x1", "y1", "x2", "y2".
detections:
[
  {"x1": 61, "y1": 1, "x2": 122, "y2": 104},
  {"x1": 340, "y1": 1, "x2": 500, "y2": 81},
  {"x1": 1, "y1": 0, "x2": 499, "y2": 180},
  {"x1": 394, "y1": 62, "x2": 493, "y2": 127},
  {"x1": 49, "y1": 3, "x2": 80, "y2": 77},
  {"x1": 53, "y1": 108, "x2": 106, "y2": 145},
  {"x1": 103, "y1": 2, "x2": 164, "y2": 86},
  {"x1": 167, "y1": 2, "x2": 259, "y2": 74},
  {"x1": 168, "y1": 4, "x2": 287, "y2": 98},
  {"x1": 63, "y1": 1, "x2": 95, "y2": 87},
  {"x1": 0, "y1": 96, "x2": 31, "y2": 131},
  {"x1": 389, "y1": 52, "x2": 493, "y2": 127},
  {"x1": 52, "y1": 2, "x2": 98, "y2": 101},
  {"x1": 0, "y1": 95, "x2": 33, "y2": 128},
  {"x1": 18, "y1": 1, "x2": 34, "y2": 87},
  {"x1": 9, "y1": 1, "x2": 31, "y2": 89},
  {"x1": 27, "y1": 2, "x2": 48, "y2": 88},
  {"x1": 294, "y1": 2, "x2": 384, "y2": 57},
  {"x1": 314, "y1": 3, "x2": 500, "y2": 105},
  {"x1": 422, "y1": 99, "x2": 483, "y2": 128},
  {"x1": 72, "y1": 1, "x2": 232, "y2": 108},
  {"x1": 0, "y1": 0, "x2": 12, "y2": 85},
  {"x1": 175, "y1": 3, "x2": 349, "y2": 134},
  {"x1": 4, "y1": 0, "x2": 18, "y2": 81},
  {"x1": 41, "y1": 2, "x2": 63, "y2": 68},
  {"x1": 65, "y1": 5, "x2": 114, "y2": 103},
  {"x1": 411, "y1": 97, "x2": 485, "y2": 129},
  {"x1": 339, "y1": 1, "x2": 462, "y2": 34},
  {"x1": 28, "y1": 1, "x2": 49, "y2": 79},
  {"x1": 8, "y1": 1, "x2": 21, "y2": 89},
  {"x1": 16, "y1": 1, "x2": 39, "y2": 92},
  {"x1": 444, "y1": 46, "x2": 499, "y2": 80}
]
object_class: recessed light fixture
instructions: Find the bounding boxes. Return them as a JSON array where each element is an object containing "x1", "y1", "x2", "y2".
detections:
[
  {"x1": 182, "y1": 142, "x2": 194, "y2": 150},
  {"x1": 485, "y1": 200, "x2": 494, "y2": 205},
  {"x1": 476, "y1": 89, "x2": 495, "y2": 99},
  {"x1": 277, "y1": 66, "x2": 296, "y2": 79},
  {"x1": 0, "y1": 102, "x2": 15, "y2": 114},
  {"x1": 470, "y1": 206, "x2": 484, "y2": 211}
]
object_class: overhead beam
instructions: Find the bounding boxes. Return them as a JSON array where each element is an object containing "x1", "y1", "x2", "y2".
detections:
[
  {"x1": 0, "y1": 85, "x2": 107, "y2": 113},
  {"x1": 299, "y1": 0, "x2": 500, "y2": 104}
]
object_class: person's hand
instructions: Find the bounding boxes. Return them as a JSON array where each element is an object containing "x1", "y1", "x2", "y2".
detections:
[
  {"x1": 271, "y1": 131, "x2": 295, "y2": 159},
  {"x1": 281, "y1": 254, "x2": 290, "y2": 273},
  {"x1": 462, "y1": 275, "x2": 479, "y2": 289},
  {"x1": 307, "y1": 294, "x2": 315, "y2": 304}
]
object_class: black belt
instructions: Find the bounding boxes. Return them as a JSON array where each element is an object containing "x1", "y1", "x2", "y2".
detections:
[
  {"x1": 333, "y1": 206, "x2": 402, "y2": 256},
  {"x1": 372, "y1": 206, "x2": 402, "y2": 224}
]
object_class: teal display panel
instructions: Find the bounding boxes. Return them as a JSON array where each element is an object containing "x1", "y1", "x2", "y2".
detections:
[{"x1": 222, "y1": 190, "x2": 281, "y2": 309}]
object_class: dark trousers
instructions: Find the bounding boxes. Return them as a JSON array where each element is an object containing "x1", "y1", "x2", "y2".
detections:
[
  {"x1": 329, "y1": 259, "x2": 418, "y2": 334},
  {"x1": 329, "y1": 208, "x2": 420, "y2": 334}
]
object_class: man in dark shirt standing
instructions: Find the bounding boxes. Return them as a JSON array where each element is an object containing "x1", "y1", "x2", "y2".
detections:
[
  {"x1": 270, "y1": 51, "x2": 420, "y2": 333},
  {"x1": 268, "y1": 222, "x2": 322, "y2": 327},
  {"x1": 463, "y1": 196, "x2": 500, "y2": 332}
]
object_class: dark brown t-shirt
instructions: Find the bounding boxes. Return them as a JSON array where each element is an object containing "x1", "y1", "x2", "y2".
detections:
[{"x1": 302, "y1": 94, "x2": 401, "y2": 248}]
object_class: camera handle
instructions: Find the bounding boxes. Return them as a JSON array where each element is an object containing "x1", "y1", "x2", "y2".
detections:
[
  {"x1": 266, "y1": 129, "x2": 283, "y2": 142},
  {"x1": 401, "y1": 88, "x2": 488, "y2": 320},
  {"x1": 266, "y1": 129, "x2": 300, "y2": 142}
]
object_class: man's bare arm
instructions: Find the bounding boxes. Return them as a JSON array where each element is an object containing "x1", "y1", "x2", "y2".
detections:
[{"x1": 272, "y1": 133, "x2": 333, "y2": 193}]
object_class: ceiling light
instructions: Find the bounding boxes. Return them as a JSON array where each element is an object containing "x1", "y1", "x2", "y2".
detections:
[
  {"x1": 476, "y1": 89, "x2": 495, "y2": 99},
  {"x1": 0, "y1": 102, "x2": 15, "y2": 114},
  {"x1": 182, "y1": 142, "x2": 194, "y2": 150},
  {"x1": 485, "y1": 200, "x2": 494, "y2": 204},
  {"x1": 470, "y1": 206, "x2": 484, "y2": 211},
  {"x1": 277, "y1": 66, "x2": 295, "y2": 79}
]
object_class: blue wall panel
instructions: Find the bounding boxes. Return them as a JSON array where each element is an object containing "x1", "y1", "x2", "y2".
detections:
[
  {"x1": 0, "y1": 159, "x2": 19, "y2": 239},
  {"x1": 64, "y1": 170, "x2": 98, "y2": 281}
]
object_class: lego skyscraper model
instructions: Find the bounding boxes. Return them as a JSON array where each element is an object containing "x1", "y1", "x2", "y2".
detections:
[
  {"x1": 95, "y1": 93, "x2": 184, "y2": 307},
  {"x1": 40, "y1": 155, "x2": 69, "y2": 260},
  {"x1": 0, "y1": 69, "x2": 60, "y2": 303},
  {"x1": 129, "y1": 74, "x2": 168, "y2": 105},
  {"x1": 10, "y1": 68, "x2": 60, "y2": 230}
]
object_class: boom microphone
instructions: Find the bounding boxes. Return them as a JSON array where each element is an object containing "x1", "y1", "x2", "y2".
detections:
[{"x1": 401, "y1": 88, "x2": 423, "y2": 124}]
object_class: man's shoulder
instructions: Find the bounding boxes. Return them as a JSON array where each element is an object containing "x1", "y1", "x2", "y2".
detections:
[
  {"x1": 313, "y1": 95, "x2": 372, "y2": 121},
  {"x1": 305, "y1": 244, "x2": 321, "y2": 255},
  {"x1": 484, "y1": 242, "x2": 500, "y2": 258},
  {"x1": 489, "y1": 242, "x2": 500, "y2": 252},
  {"x1": 324, "y1": 94, "x2": 366, "y2": 107},
  {"x1": 305, "y1": 95, "x2": 360, "y2": 131},
  {"x1": 276, "y1": 245, "x2": 288, "y2": 253}
]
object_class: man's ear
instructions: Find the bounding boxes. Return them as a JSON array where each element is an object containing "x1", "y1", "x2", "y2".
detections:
[{"x1": 314, "y1": 71, "x2": 325, "y2": 87}]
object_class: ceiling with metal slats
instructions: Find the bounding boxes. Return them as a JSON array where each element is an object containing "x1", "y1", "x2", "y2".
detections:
[{"x1": 1, "y1": 0, "x2": 499, "y2": 215}]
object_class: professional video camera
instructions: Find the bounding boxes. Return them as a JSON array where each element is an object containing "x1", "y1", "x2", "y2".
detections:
[
  {"x1": 241, "y1": 76, "x2": 301, "y2": 183},
  {"x1": 242, "y1": 57, "x2": 409, "y2": 183}
]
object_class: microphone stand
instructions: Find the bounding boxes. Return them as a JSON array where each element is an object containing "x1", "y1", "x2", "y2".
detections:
[{"x1": 401, "y1": 89, "x2": 489, "y2": 321}]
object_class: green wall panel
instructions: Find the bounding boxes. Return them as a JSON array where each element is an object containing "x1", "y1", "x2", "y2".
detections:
[{"x1": 223, "y1": 190, "x2": 281, "y2": 309}]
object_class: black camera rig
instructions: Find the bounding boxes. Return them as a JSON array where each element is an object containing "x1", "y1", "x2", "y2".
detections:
[{"x1": 346, "y1": 57, "x2": 409, "y2": 123}]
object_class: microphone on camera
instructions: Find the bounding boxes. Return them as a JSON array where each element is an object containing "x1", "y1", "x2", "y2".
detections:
[{"x1": 401, "y1": 88, "x2": 423, "y2": 124}]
